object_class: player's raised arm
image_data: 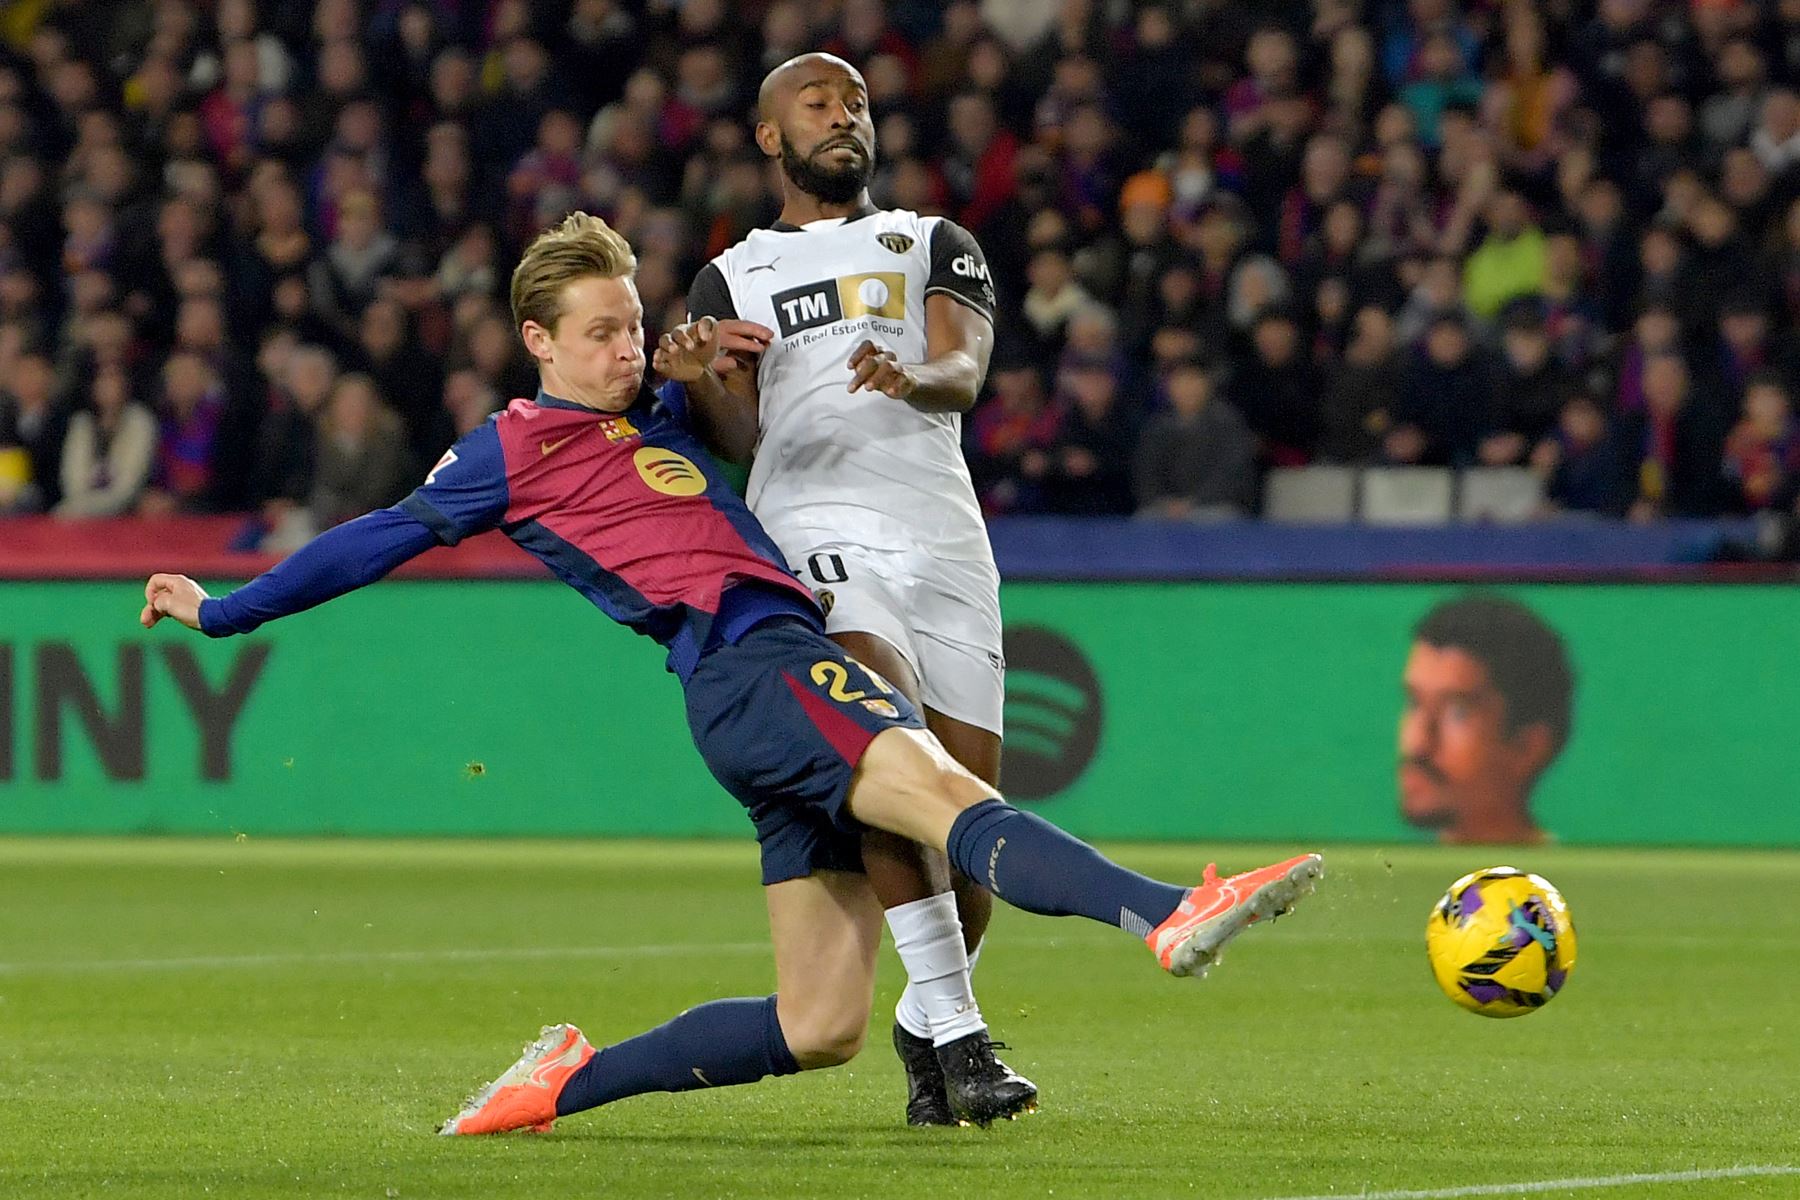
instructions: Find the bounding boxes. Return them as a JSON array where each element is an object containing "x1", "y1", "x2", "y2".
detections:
[
  {"x1": 656, "y1": 313, "x2": 770, "y2": 463},
  {"x1": 676, "y1": 263, "x2": 767, "y2": 464},
  {"x1": 140, "y1": 421, "x2": 512, "y2": 638}
]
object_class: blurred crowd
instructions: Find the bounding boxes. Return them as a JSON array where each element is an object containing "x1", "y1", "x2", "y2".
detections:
[{"x1": 1, "y1": 0, "x2": 1800, "y2": 538}]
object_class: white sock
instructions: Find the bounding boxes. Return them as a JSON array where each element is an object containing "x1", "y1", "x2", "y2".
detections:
[
  {"x1": 894, "y1": 908, "x2": 987, "y2": 1041},
  {"x1": 887, "y1": 893, "x2": 987, "y2": 1046}
]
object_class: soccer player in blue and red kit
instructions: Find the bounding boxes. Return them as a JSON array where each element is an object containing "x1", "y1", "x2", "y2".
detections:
[{"x1": 140, "y1": 213, "x2": 1325, "y2": 1135}]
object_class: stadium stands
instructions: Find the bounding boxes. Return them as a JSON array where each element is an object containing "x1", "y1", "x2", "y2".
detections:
[{"x1": 0, "y1": 0, "x2": 1794, "y2": 560}]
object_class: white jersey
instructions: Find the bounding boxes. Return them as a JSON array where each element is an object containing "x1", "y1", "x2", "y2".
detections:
[{"x1": 688, "y1": 207, "x2": 998, "y2": 563}]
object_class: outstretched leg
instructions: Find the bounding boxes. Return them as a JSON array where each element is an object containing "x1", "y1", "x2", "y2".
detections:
[{"x1": 847, "y1": 727, "x2": 1324, "y2": 978}]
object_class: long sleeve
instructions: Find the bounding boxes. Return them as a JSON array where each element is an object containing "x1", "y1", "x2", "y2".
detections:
[{"x1": 199, "y1": 504, "x2": 441, "y2": 637}]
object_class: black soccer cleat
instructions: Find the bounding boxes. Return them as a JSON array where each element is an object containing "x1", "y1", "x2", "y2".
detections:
[
  {"x1": 893, "y1": 1022, "x2": 956, "y2": 1126},
  {"x1": 932, "y1": 1029, "x2": 1038, "y2": 1128}
]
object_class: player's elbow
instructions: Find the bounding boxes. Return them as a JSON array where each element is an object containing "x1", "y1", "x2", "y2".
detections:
[
  {"x1": 925, "y1": 352, "x2": 983, "y2": 412},
  {"x1": 913, "y1": 377, "x2": 980, "y2": 414}
]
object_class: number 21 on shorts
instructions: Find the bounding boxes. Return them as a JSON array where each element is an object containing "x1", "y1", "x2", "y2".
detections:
[{"x1": 811, "y1": 657, "x2": 894, "y2": 703}]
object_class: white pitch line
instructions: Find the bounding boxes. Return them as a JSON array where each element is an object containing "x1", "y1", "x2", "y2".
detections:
[
  {"x1": 0, "y1": 934, "x2": 1125, "y2": 977},
  {"x1": 1257, "y1": 1164, "x2": 1800, "y2": 1200},
  {"x1": 2, "y1": 926, "x2": 1768, "y2": 979},
  {"x1": 0, "y1": 941, "x2": 774, "y2": 976}
]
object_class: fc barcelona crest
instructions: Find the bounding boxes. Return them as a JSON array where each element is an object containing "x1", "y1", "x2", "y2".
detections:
[{"x1": 877, "y1": 232, "x2": 914, "y2": 255}]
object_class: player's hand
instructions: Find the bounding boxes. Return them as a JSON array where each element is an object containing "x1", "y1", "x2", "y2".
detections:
[
  {"x1": 709, "y1": 318, "x2": 773, "y2": 376},
  {"x1": 141, "y1": 573, "x2": 209, "y2": 631},
  {"x1": 654, "y1": 316, "x2": 720, "y2": 383},
  {"x1": 654, "y1": 317, "x2": 772, "y2": 382},
  {"x1": 846, "y1": 340, "x2": 919, "y2": 398}
]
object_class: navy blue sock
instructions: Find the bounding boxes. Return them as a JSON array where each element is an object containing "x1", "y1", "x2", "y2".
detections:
[
  {"x1": 947, "y1": 800, "x2": 1187, "y2": 936},
  {"x1": 555, "y1": 993, "x2": 799, "y2": 1116}
]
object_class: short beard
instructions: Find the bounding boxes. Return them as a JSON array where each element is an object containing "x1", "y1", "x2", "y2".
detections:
[{"x1": 779, "y1": 131, "x2": 872, "y2": 205}]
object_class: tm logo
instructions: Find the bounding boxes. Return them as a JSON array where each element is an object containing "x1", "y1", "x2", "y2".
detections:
[
  {"x1": 770, "y1": 273, "x2": 906, "y2": 338},
  {"x1": 1000, "y1": 625, "x2": 1102, "y2": 801}
]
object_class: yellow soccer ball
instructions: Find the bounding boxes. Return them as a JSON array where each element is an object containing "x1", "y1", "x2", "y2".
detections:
[{"x1": 1426, "y1": 867, "x2": 1577, "y2": 1018}]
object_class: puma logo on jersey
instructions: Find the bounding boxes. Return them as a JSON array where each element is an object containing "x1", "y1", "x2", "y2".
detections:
[{"x1": 746, "y1": 258, "x2": 780, "y2": 274}]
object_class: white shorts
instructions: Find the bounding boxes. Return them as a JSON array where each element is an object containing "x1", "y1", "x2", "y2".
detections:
[{"x1": 790, "y1": 541, "x2": 1005, "y2": 736}]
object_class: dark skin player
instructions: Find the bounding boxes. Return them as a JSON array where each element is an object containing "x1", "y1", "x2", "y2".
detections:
[{"x1": 673, "y1": 53, "x2": 1001, "y2": 955}]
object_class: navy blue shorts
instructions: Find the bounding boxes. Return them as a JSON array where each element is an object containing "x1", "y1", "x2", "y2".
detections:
[{"x1": 684, "y1": 617, "x2": 925, "y2": 885}]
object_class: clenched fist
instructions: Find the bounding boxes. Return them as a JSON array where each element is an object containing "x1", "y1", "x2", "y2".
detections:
[{"x1": 141, "y1": 573, "x2": 209, "y2": 631}]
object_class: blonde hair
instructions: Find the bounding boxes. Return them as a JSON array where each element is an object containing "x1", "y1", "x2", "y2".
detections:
[{"x1": 509, "y1": 211, "x2": 638, "y2": 336}]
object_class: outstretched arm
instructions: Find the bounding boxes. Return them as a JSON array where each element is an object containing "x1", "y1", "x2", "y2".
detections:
[
  {"x1": 143, "y1": 420, "x2": 513, "y2": 636},
  {"x1": 142, "y1": 506, "x2": 440, "y2": 636}
]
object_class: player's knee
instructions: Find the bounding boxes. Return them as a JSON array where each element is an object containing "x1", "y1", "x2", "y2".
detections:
[
  {"x1": 784, "y1": 1014, "x2": 867, "y2": 1069},
  {"x1": 896, "y1": 730, "x2": 990, "y2": 805}
]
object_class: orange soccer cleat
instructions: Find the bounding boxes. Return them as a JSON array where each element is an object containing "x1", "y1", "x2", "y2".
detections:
[
  {"x1": 439, "y1": 1024, "x2": 595, "y2": 1136},
  {"x1": 1147, "y1": 853, "x2": 1325, "y2": 978}
]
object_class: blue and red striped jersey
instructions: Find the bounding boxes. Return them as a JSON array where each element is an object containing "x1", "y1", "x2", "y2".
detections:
[{"x1": 400, "y1": 382, "x2": 822, "y2": 679}]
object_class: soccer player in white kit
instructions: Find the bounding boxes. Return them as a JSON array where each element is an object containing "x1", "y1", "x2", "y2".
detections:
[{"x1": 673, "y1": 53, "x2": 1026, "y2": 1126}]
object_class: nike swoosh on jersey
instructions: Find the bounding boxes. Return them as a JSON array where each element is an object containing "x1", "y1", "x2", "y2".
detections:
[{"x1": 541, "y1": 433, "x2": 578, "y2": 456}]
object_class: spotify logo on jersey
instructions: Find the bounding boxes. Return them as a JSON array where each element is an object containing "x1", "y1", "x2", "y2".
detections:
[
  {"x1": 634, "y1": 447, "x2": 707, "y2": 496},
  {"x1": 1000, "y1": 625, "x2": 1103, "y2": 802}
]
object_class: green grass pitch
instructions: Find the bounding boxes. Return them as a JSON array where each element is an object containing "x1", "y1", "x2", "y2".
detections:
[{"x1": 2, "y1": 838, "x2": 1796, "y2": 1199}]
